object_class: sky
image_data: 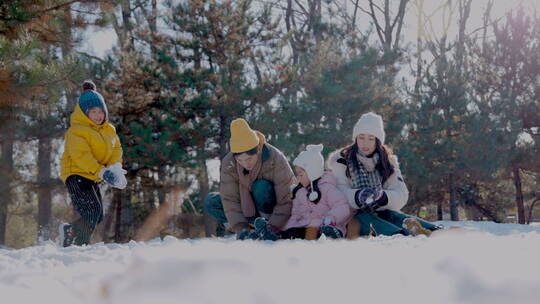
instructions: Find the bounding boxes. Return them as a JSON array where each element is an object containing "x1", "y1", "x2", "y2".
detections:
[{"x1": 80, "y1": 0, "x2": 539, "y2": 59}]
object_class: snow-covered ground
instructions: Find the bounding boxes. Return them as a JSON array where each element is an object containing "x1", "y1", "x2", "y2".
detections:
[{"x1": 1, "y1": 221, "x2": 540, "y2": 304}]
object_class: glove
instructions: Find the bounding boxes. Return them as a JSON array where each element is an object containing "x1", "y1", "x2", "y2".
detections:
[
  {"x1": 236, "y1": 228, "x2": 258, "y2": 240},
  {"x1": 253, "y1": 217, "x2": 279, "y2": 241},
  {"x1": 99, "y1": 168, "x2": 117, "y2": 185},
  {"x1": 99, "y1": 163, "x2": 128, "y2": 189},
  {"x1": 109, "y1": 163, "x2": 128, "y2": 175},
  {"x1": 354, "y1": 187, "x2": 384, "y2": 212}
]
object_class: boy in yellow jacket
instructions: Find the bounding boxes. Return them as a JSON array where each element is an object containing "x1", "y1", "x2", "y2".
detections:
[{"x1": 59, "y1": 80, "x2": 127, "y2": 247}]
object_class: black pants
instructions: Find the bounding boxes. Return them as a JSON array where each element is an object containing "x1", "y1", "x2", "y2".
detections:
[
  {"x1": 279, "y1": 227, "x2": 307, "y2": 239},
  {"x1": 65, "y1": 175, "x2": 103, "y2": 245}
]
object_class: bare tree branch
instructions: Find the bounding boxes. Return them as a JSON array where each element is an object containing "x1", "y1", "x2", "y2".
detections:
[
  {"x1": 392, "y1": 0, "x2": 409, "y2": 50},
  {"x1": 33, "y1": 0, "x2": 80, "y2": 15},
  {"x1": 77, "y1": 51, "x2": 107, "y2": 64},
  {"x1": 369, "y1": 0, "x2": 386, "y2": 46}
]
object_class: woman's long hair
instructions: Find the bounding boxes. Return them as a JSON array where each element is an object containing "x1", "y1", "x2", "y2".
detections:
[{"x1": 340, "y1": 138, "x2": 395, "y2": 184}]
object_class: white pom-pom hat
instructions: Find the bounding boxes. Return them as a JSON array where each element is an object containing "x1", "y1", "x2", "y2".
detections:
[
  {"x1": 293, "y1": 144, "x2": 325, "y2": 182},
  {"x1": 293, "y1": 144, "x2": 325, "y2": 202},
  {"x1": 352, "y1": 112, "x2": 385, "y2": 144}
]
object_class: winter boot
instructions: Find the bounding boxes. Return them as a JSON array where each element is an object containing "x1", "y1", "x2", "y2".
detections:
[
  {"x1": 59, "y1": 223, "x2": 76, "y2": 247},
  {"x1": 346, "y1": 218, "x2": 360, "y2": 240},
  {"x1": 403, "y1": 218, "x2": 432, "y2": 236},
  {"x1": 321, "y1": 225, "x2": 342, "y2": 239},
  {"x1": 304, "y1": 226, "x2": 319, "y2": 240}
]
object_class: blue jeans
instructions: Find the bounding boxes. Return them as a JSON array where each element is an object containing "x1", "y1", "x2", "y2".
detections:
[
  {"x1": 356, "y1": 209, "x2": 441, "y2": 236},
  {"x1": 204, "y1": 179, "x2": 277, "y2": 224}
]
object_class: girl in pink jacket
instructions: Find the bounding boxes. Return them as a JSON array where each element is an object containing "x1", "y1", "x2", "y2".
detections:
[{"x1": 283, "y1": 144, "x2": 353, "y2": 239}]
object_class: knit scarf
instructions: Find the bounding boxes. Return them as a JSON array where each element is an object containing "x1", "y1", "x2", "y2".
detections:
[
  {"x1": 236, "y1": 132, "x2": 266, "y2": 217},
  {"x1": 346, "y1": 149, "x2": 382, "y2": 190},
  {"x1": 236, "y1": 157, "x2": 262, "y2": 217}
]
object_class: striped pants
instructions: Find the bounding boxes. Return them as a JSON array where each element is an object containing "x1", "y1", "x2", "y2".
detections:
[{"x1": 65, "y1": 175, "x2": 103, "y2": 245}]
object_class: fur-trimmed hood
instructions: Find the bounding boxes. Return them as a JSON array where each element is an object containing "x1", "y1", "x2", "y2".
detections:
[{"x1": 326, "y1": 148, "x2": 400, "y2": 173}]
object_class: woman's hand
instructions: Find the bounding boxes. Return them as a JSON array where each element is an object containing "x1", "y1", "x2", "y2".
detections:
[{"x1": 354, "y1": 187, "x2": 384, "y2": 212}]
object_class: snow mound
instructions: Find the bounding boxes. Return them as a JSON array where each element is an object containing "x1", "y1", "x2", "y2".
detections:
[{"x1": 1, "y1": 221, "x2": 540, "y2": 304}]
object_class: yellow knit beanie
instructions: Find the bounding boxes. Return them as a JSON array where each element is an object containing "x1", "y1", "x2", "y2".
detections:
[{"x1": 230, "y1": 118, "x2": 260, "y2": 153}]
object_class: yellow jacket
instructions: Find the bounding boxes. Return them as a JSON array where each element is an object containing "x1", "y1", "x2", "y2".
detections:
[{"x1": 60, "y1": 104, "x2": 123, "y2": 182}]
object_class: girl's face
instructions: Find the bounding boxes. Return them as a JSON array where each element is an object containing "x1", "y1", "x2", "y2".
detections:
[
  {"x1": 295, "y1": 166, "x2": 310, "y2": 187},
  {"x1": 235, "y1": 152, "x2": 259, "y2": 171},
  {"x1": 356, "y1": 133, "x2": 377, "y2": 155},
  {"x1": 87, "y1": 107, "x2": 105, "y2": 125}
]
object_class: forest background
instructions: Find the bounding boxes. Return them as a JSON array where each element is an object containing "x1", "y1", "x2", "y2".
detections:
[{"x1": 0, "y1": 0, "x2": 539, "y2": 248}]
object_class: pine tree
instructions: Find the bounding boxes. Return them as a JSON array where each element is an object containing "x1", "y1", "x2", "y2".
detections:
[
  {"x1": 472, "y1": 5, "x2": 540, "y2": 223},
  {"x1": 0, "y1": 0, "x2": 106, "y2": 245},
  {"x1": 240, "y1": 0, "x2": 401, "y2": 162}
]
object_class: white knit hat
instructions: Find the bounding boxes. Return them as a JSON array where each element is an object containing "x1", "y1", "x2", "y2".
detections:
[
  {"x1": 293, "y1": 144, "x2": 324, "y2": 182},
  {"x1": 352, "y1": 112, "x2": 385, "y2": 144}
]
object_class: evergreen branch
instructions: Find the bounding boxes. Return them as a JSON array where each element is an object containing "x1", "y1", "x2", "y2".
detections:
[{"x1": 33, "y1": 0, "x2": 80, "y2": 15}]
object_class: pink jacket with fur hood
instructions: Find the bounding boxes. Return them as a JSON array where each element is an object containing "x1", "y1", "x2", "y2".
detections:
[{"x1": 284, "y1": 172, "x2": 353, "y2": 235}]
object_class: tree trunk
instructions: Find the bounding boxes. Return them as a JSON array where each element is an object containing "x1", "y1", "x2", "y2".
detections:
[
  {"x1": 526, "y1": 198, "x2": 540, "y2": 224},
  {"x1": 0, "y1": 139, "x2": 14, "y2": 245},
  {"x1": 449, "y1": 173, "x2": 459, "y2": 221},
  {"x1": 149, "y1": 0, "x2": 158, "y2": 58},
  {"x1": 466, "y1": 204, "x2": 482, "y2": 221},
  {"x1": 437, "y1": 201, "x2": 443, "y2": 220},
  {"x1": 197, "y1": 157, "x2": 216, "y2": 237},
  {"x1": 113, "y1": 188, "x2": 134, "y2": 243},
  {"x1": 474, "y1": 203, "x2": 500, "y2": 222},
  {"x1": 157, "y1": 166, "x2": 167, "y2": 205},
  {"x1": 219, "y1": 114, "x2": 229, "y2": 159},
  {"x1": 121, "y1": 0, "x2": 134, "y2": 51},
  {"x1": 455, "y1": 0, "x2": 472, "y2": 69},
  {"x1": 101, "y1": 201, "x2": 115, "y2": 243},
  {"x1": 114, "y1": 186, "x2": 133, "y2": 243},
  {"x1": 285, "y1": 0, "x2": 299, "y2": 65},
  {"x1": 513, "y1": 166, "x2": 525, "y2": 224},
  {"x1": 37, "y1": 136, "x2": 53, "y2": 241},
  {"x1": 414, "y1": 0, "x2": 424, "y2": 98},
  {"x1": 61, "y1": 5, "x2": 77, "y2": 115},
  {"x1": 113, "y1": 189, "x2": 122, "y2": 242}
]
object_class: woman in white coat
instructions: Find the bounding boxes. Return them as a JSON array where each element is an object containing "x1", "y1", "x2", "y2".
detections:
[{"x1": 327, "y1": 112, "x2": 440, "y2": 238}]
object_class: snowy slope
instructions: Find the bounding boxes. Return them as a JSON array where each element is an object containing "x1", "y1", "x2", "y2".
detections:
[{"x1": 1, "y1": 221, "x2": 540, "y2": 304}]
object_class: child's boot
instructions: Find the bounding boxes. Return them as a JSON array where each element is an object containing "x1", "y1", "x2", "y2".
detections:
[
  {"x1": 304, "y1": 226, "x2": 319, "y2": 240},
  {"x1": 346, "y1": 218, "x2": 360, "y2": 240},
  {"x1": 59, "y1": 223, "x2": 76, "y2": 247},
  {"x1": 321, "y1": 225, "x2": 342, "y2": 239}
]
